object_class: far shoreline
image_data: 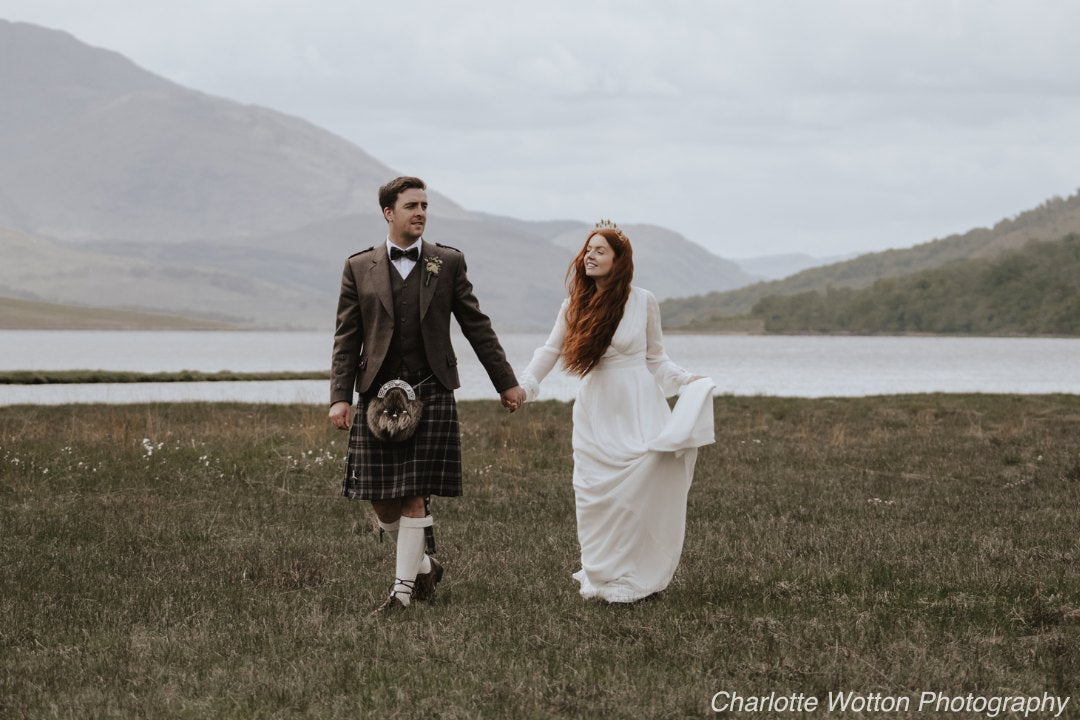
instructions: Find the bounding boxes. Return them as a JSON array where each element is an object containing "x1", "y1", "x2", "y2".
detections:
[
  {"x1": 6, "y1": 325, "x2": 1077, "y2": 340},
  {"x1": 0, "y1": 370, "x2": 329, "y2": 385}
]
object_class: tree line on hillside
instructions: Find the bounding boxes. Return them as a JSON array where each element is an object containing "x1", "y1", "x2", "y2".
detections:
[
  {"x1": 750, "y1": 234, "x2": 1080, "y2": 335},
  {"x1": 660, "y1": 189, "x2": 1080, "y2": 327}
]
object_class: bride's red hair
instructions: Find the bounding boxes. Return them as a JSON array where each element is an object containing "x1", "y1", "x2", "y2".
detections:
[{"x1": 561, "y1": 228, "x2": 634, "y2": 376}]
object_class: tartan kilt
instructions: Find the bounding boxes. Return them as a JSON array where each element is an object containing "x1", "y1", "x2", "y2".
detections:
[{"x1": 342, "y1": 375, "x2": 462, "y2": 500}]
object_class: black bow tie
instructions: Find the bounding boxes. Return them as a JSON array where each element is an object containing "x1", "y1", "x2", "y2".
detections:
[{"x1": 390, "y1": 246, "x2": 419, "y2": 262}]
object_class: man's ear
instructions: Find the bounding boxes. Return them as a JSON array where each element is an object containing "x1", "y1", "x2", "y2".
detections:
[{"x1": 383, "y1": 206, "x2": 393, "y2": 224}]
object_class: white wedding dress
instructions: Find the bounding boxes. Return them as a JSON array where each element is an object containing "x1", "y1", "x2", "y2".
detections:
[{"x1": 521, "y1": 286, "x2": 716, "y2": 602}]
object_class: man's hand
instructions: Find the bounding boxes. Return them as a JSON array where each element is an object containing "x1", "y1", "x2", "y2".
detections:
[
  {"x1": 329, "y1": 401, "x2": 352, "y2": 430},
  {"x1": 500, "y1": 386, "x2": 526, "y2": 413}
]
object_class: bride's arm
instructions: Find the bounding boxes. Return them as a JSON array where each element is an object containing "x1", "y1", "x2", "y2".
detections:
[
  {"x1": 520, "y1": 299, "x2": 569, "y2": 403},
  {"x1": 645, "y1": 290, "x2": 695, "y2": 396}
]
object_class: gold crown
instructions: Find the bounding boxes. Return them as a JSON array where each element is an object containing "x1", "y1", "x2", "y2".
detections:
[{"x1": 593, "y1": 218, "x2": 628, "y2": 241}]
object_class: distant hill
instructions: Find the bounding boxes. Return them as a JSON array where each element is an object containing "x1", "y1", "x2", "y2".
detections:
[
  {"x1": 750, "y1": 234, "x2": 1080, "y2": 335},
  {"x1": 71, "y1": 215, "x2": 755, "y2": 331},
  {"x1": 0, "y1": 294, "x2": 237, "y2": 330},
  {"x1": 0, "y1": 20, "x2": 753, "y2": 330},
  {"x1": 0, "y1": 226, "x2": 323, "y2": 327},
  {"x1": 730, "y1": 252, "x2": 859, "y2": 281},
  {"x1": 662, "y1": 190, "x2": 1080, "y2": 328}
]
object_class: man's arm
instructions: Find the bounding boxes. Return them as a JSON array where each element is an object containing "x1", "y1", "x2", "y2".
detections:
[
  {"x1": 329, "y1": 258, "x2": 364, "y2": 427},
  {"x1": 448, "y1": 251, "x2": 521, "y2": 400}
]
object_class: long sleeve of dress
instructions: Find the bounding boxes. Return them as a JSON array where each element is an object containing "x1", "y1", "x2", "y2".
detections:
[
  {"x1": 520, "y1": 300, "x2": 569, "y2": 402},
  {"x1": 645, "y1": 290, "x2": 692, "y2": 397}
]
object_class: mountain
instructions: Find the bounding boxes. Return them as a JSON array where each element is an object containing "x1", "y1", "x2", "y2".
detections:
[
  {"x1": 0, "y1": 19, "x2": 467, "y2": 241},
  {"x1": 751, "y1": 234, "x2": 1080, "y2": 335},
  {"x1": 0, "y1": 20, "x2": 753, "y2": 330},
  {"x1": 662, "y1": 190, "x2": 1080, "y2": 328},
  {"x1": 731, "y1": 252, "x2": 859, "y2": 281}
]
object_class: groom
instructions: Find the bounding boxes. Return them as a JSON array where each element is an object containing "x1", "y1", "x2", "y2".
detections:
[{"x1": 329, "y1": 176, "x2": 526, "y2": 615}]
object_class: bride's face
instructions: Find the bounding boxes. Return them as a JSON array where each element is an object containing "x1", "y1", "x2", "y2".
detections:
[{"x1": 583, "y1": 234, "x2": 615, "y2": 279}]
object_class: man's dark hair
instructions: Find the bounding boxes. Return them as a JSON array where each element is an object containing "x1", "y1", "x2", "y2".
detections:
[{"x1": 379, "y1": 176, "x2": 427, "y2": 213}]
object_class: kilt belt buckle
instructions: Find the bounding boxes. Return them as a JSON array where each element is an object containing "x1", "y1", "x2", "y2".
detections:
[{"x1": 377, "y1": 379, "x2": 416, "y2": 401}]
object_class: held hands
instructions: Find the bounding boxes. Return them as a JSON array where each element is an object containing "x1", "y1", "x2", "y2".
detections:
[
  {"x1": 329, "y1": 401, "x2": 352, "y2": 430},
  {"x1": 500, "y1": 386, "x2": 527, "y2": 413}
]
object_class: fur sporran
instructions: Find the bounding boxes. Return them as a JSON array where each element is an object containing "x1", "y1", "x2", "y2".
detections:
[{"x1": 366, "y1": 379, "x2": 423, "y2": 442}]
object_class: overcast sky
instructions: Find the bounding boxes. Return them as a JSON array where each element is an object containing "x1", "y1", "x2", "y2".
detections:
[{"x1": 4, "y1": 0, "x2": 1080, "y2": 258}]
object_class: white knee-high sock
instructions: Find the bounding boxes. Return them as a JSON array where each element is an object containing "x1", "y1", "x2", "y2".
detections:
[
  {"x1": 377, "y1": 518, "x2": 399, "y2": 544},
  {"x1": 392, "y1": 515, "x2": 432, "y2": 605},
  {"x1": 378, "y1": 517, "x2": 431, "y2": 574}
]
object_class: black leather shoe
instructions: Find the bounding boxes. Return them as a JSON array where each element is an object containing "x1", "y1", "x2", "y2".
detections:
[
  {"x1": 368, "y1": 579, "x2": 414, "y2": 617},
  {"x1": 413, "y1": 555, "x2": 444, "y2": 602},
  {"x1": 369, "y1": 593, "x2": 407, "y2": 617}
]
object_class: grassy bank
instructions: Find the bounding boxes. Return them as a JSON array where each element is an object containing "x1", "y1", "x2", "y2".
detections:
[
  {"x1": 0, "y1": 370, "x2": 329, "y2": 384},
  {"x1": 2, "y1": 396, "x2": 1079, "y2": 718}
]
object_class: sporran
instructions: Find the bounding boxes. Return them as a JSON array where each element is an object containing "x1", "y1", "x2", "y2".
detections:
[{"x1": 366, "y1": 378, "x2": 424, "y2": 442}]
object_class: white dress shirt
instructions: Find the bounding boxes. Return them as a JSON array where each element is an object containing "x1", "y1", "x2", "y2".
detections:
[{"x1": 386, "y1": 236, "x2": 422, "y2": 278}]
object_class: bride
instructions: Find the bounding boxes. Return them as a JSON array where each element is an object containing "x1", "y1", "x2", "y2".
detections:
[{"x1": 519, "y1": 221, "x2": 716, "y2": 602}]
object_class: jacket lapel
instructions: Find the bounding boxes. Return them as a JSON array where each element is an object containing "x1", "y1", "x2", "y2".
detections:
[
  {"x1": 419, "y1": 240, "x2": 439, "y2": 320},
  {"x1": 367, "y1": 244, "x2": 394, "y2": 319}
]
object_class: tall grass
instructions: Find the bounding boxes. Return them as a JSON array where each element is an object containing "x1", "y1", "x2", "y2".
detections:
[{"x1": 2, "y1": 395, "x2": 1078, "y2": 718}]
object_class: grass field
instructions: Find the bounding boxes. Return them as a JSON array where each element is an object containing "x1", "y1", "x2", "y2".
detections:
[{"x1": 2, "y1": 396, "x2": 1079, "y2": 718}]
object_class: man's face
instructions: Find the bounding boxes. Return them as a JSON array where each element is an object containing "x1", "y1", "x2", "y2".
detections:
[{"x1": 385, "y1": 188, "x2": 428, "y2": 243}]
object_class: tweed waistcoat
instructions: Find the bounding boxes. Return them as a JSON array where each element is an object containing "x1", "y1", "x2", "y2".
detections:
[{"x1": 376, "y1": 262, "x2": 429, "y2": 386}]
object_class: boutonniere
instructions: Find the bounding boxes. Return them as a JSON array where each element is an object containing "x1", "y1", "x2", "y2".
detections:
[{"x1": 424, "y1": 256, "x2": 442, "y2": 286}]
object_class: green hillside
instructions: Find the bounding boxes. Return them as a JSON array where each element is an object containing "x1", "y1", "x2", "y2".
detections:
[
  {"x1": 750, "y1": 234, "x2": 1080, "y2": 335},
  {"x1": 662, "y1": 190, "x2": 1080, "y2": 327}
]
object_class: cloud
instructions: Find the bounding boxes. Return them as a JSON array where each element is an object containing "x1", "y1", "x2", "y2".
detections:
[{"x1": 3, "y1": 0, "x2": 1080, "y2": 256}]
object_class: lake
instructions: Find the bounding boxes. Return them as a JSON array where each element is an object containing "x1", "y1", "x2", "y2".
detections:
[{"x1": 1, "y1": 330, "x2": 1078, "y2": 405}]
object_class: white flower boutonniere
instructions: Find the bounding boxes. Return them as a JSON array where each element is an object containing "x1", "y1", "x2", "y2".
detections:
[{"x1": 424, "y1": 256, "x2": 442, "y2": 286}]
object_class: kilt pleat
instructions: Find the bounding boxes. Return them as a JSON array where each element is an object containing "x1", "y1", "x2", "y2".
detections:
[{"x1": 342, "y1": 376, "x2": 462, "y2": 499}]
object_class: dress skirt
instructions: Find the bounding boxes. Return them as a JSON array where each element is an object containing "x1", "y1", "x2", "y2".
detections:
[
  {"x1": 342, "y1": 375, "x2": 463, "y2": 500},
  {"x1": 570, "y1": 362, "x2": 708, "y2": 602}
]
